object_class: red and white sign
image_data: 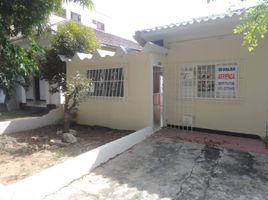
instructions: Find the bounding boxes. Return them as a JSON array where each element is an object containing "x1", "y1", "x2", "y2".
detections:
[{"x1": 216, "y1": 65, "x2": 237, "y2": 92}]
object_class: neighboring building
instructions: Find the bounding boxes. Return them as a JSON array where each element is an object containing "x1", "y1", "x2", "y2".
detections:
[
  {"x1": 55, "y1": 2, "x2": 141, "y2": 51},
  {"x1": 3, "y1": 2, "x2": 140, "y2": 110},
  {"x1": 56, "y1": 2, "x2": 112, "y2": 32},
  {"x1": 67, "y1": 8, "x2": 268, "y2": 138}
]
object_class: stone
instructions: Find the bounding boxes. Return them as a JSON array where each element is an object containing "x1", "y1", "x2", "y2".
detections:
[
  {"x1": 41, "y1": 135, "x2": 50, "y2": 140},
  {"x1": 56, "y1": 130, "x2": 63, "y2": 135},
  {"x1": 49, "y1": 139, "x2": 69, "y2": 147},
  {"x1": 62, "y1": 133, "x2": 78, "y2": 144},
  {"x1": 50, "y1": 145, "x2": 58, "y2": 150},
  {"x1": 69, "y1": 129, "x2": 77, "y2": 136},
  {"x1": 42, "y1": 144, "x2": 51, "y2": 149}
]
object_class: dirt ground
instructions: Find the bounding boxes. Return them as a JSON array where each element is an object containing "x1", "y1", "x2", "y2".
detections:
[{"x1": 0, "y1": 124, "x2": 132, "y2": 185}]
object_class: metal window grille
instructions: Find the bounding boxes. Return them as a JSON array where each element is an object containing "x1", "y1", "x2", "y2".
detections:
[
  {"x1": 87, "y1": 67, "x2": 125, "y2": 100},
  {"x1": 181, "y1": 62, "x2": 239, "y2": 100},
  {"x1": 197, "y1": 64, "x2": 215, "y2": 98},
  {"x1": 179, "y1": 61, "x2": 240, "y2": 131}
]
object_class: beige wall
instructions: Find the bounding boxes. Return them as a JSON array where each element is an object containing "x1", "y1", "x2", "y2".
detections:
[
  {"x1": 67, "y1": 52, "x2": 159, "y2": 130},
  {"x1": 165, "y1": 34, "x2": 268, "y2": 137}
]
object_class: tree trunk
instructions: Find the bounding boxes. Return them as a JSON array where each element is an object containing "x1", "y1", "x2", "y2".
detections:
[
  {"x1": 4, "y1": 94, "x2": 18, "y2": 111},
  {"x1": 63, "y1": 111, "x2": 71, "y2": 133},
  {"x1": 63, "y1": 96, "x2": 71, "y2": 133}
]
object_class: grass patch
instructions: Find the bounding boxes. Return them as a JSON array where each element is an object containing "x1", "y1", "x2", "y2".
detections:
[{"x1": 55, "y1": 148, "x2": 66, "y2": 158}]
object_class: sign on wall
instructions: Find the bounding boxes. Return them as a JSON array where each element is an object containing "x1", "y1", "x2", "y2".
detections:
[{"x1": 215, "y1": 64, "x2": 238, "y2": 96}]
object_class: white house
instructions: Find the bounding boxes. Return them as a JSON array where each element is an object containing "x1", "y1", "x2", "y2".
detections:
[{"x1": 66, "y1": 8, "x2": 268, "y2": 137}]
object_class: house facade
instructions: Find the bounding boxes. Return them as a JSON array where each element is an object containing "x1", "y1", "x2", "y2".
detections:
[{"x1": 67, "y1": 9, "x2": 268, "y2": 137}]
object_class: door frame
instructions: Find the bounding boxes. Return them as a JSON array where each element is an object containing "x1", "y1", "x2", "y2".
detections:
[{"x1": 153, "y1": 66, "x2": 165, "y2": 128}]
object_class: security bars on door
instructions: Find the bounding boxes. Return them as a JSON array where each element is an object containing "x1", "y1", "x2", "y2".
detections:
[
  {"x1": 181, "y1": 62, "x2": 239, "y2": 99},
  {"x1": 87, "y1": 67, "x2": 125, "y2": 101}
]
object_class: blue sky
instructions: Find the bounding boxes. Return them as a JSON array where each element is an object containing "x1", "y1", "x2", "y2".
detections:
[{"x1": 94, "y1": 0, "x2": 258, "y2": 40}]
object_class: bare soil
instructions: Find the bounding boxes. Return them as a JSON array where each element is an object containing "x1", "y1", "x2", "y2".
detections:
[{"x1": 0, "y1": 124, "x2": 132, "y2": 185}]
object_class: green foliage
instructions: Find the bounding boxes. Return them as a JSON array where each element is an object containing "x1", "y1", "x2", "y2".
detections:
[
  {"x1": 0, "y1": 0, "x2": 93, "y2": 37},
  {"x1": 54, "y1": 7, "x2": 67, "y2": 18},
  {"x1": 0, "y1": 0, "x2": 94, "y2": 100},
  {"x1": 63, "y1": 72, "x2": 91, "y2": 132},
  {"x1": 41, "y1": 21, "x2": 99, "y2": 93},
  {"x1": 40, "y1": 49, "x2": 66, "y2": 93},
  {"x1": 66, "y1": 73, "x2": 91, "y2": 107},
  {"x1": 0, "y1": 39, "x2": 41, "y2": 99},
  {"x1": 234, "y1": 1, "x2": 268, "y2": 51},
  {"x1": 40, "y1": 20, "x2": 98, "y2": 132},
  {"x1": 0, "y1": 0, "x2": 60, "y2": 37},
  {"x1": 53, "y1": 21, "x2": 99, "y2": 57},
  {"x1": 64, "y1": 0, "x2": 94, "y2": 9}
]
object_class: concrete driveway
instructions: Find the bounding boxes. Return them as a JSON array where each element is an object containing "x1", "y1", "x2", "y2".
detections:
[{"x1": 44, "y1": 131, "x2": 268, "y2": 200}]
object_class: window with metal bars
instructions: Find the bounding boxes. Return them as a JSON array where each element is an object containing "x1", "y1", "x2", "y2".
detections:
[
  {"x1": 87, "y1": 68, "x2": 124, "y2": 97},
  {"x1": 181, "y1": 62, "x2": 238, "y2": 99},
  {"x1": 197, "y1": 64, "x2": 215, "y2": 98}
]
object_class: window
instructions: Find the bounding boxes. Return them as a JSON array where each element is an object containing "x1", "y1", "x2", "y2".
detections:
[
  {"x1": 181, "y1": 62, "x2": 238, "y2": 99},
  {"x1": 197, "y1": 64, "x2": 215, "y2": 98},
  {"x1": 71, "y1": 12, "x2": 81, "y2": 23},
  {"x1": 92, "y1": 19, "x2": 105, "y2": 31},
  {"x1": 87, "y1": 68, "x2": 124, "y2": 97}
]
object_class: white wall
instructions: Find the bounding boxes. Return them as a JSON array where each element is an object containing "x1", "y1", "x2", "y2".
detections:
[
  {"x1": 45, "y1": 84, "x2": 62, "y2": 105},
  {"x1": 26, "y1": 77, "x2": 35, "y2": 100},
  {"x1": 0, "y1": 90, "x2": 5, "y2": 103},
  {"x1": 0, "y1": 107, "x2": 63, "y2": 135},
  {"x1": 39, "y1": 79, "x2": 47, "y2": 101},
  {"x1": 16, "y1": 86, "x2": 26, "y2": 104}
]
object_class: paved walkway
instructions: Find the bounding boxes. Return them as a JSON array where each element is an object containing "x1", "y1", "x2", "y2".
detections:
[{"x1": 44, "y1": 129, "x2": 268, "y2": 200}]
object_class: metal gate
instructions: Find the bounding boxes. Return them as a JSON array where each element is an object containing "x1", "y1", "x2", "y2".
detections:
[{"x1": 178, "y1": 65, "x2": 194, "y2": 131}]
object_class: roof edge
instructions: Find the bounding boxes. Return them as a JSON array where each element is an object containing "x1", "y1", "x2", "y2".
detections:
[{"x1": 134, "y1": 8, "x2": 250, "y2": 46}]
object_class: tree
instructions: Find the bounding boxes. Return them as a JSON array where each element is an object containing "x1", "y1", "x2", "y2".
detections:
[
  {"x1": 0, "y1": 0, "x2": 94, "y2": 102},
  {"x1": 41, "y1": 20, "x2": 99, "y2": 93},
  {"x1": 63, "y1": 73, "x2": 91, "y2": 132},
  {"x1": 234, "y1": 1, "x2": 268, "y2": 51},
  {"x1": 0, "y1": 39, "x2": 41, "y2": 101},
  {"x1": 207, "y1": 0, "x2": 268, "y2": 51},
  {"x1": 41, "y1": 20, "x2": 99, "y2": 132}
]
